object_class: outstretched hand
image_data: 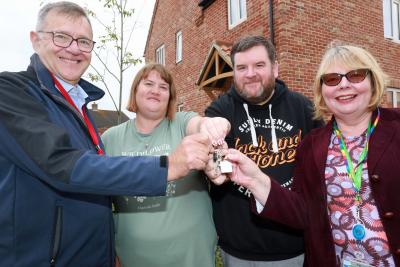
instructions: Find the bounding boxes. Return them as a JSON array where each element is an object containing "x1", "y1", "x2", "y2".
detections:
[
  {"x1": 200, "y1": 117, "x2": 230, "y2": 147},
  {"x1": 167, "y1": 132, "x2": 211, "y2": 181},
  {"x1": 225, "y1": 149, "x2": 271, "y2": 206}
]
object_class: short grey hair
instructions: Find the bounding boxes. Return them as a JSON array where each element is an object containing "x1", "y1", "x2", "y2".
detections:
[{"x1": 36, "y1": 1, "x2": 92, "y2": 31}]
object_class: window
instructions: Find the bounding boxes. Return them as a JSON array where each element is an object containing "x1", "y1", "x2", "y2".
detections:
[
  {"x1": 387, "y1": 88, "x2": 400, "y2": 107},
  {"x1": 176, "y1": 31, "x2": 183, "y2": 63},
  {"x1": 228, "y1": 0, "x2": 247, "y2": 29},
  {"x1": 156, "y1": 45, "x2": 165, "y2": 65},
  {"x1": 383, "y1": 0, "x2": 400, "y2": 41},
  {"x1": 177, "y1": 103, "x2": 184, "y2": 112}
]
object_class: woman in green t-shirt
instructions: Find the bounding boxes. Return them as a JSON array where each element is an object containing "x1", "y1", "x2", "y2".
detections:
[{"x1": 102, "y1": 63, "x2": 230, "y2": 267}]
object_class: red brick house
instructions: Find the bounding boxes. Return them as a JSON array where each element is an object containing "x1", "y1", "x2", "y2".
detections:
[
  {"x1": 144, "y1": 0, "x2": 400, "y2": 114},
  {"x1": 89, "y1": 103, "x2": 129, "y2": 135}
]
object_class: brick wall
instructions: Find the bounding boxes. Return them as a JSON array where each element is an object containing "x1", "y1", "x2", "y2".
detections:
[{"x1": 145, "y1": 0, "x2": 400, "y2": 114}]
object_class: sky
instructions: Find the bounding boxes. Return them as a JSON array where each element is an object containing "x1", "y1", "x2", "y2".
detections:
[{"x1": 0, "y1": 0, "x2": 156, "y2": 117}]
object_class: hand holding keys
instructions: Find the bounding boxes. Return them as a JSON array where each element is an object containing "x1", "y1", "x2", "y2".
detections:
[{"x1": 213, "y1": 148, "x2": 232, "y2": 174}]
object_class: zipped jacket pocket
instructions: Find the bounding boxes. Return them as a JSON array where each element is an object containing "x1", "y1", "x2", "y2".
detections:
[{"x1": 50, "y1": 205, "x2": 63, "y2": 267}]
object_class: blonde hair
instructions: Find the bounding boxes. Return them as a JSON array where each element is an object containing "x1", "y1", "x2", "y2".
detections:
[
  {"x1": 126, "y1": 63, "x2": 177, "y2": 120},
  {"x1": 313, "y1": 45, "x2": 387, "y2": 119}
]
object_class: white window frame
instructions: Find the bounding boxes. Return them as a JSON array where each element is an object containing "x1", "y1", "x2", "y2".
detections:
[
  {"x1": 383, "y1": 0, "x2": 400, "y2": 41},
  {"x1": 177, "y1": 103, "x2": 184, "y2": 112},
  {"x1": 387, "y1": 87, "x2": 400, "y2": 107},
  {"x1": 176, "y1": 31, "x2": 183, "y2": 63},
  {"x1": 228, "y1": 0, "x2": 247, "y2": 29},
  {"x1": 156, "y1": 45, "x2": 165, "y2": 65}
]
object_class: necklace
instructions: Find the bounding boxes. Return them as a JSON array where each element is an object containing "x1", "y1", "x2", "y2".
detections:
[
  {"x1": 131, "y1": 119, "x2": 156, "y2": 153},
  {"x1": 333, "y1": 109, "x2": 380, "y2": 241}
]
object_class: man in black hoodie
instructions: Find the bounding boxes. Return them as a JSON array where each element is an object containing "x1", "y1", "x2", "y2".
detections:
[{"x1": 205, "y1": 36, "x2": 324, "y2": 266}]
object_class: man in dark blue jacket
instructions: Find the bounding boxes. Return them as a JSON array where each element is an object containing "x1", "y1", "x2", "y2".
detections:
[{"x1": 0, "y1": 2, "x2": 222, "y2": 266}]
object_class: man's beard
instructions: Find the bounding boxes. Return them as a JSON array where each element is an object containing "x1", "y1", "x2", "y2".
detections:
[{"x1": 235, "y1": 78, "x2": 275, "y2": 104}]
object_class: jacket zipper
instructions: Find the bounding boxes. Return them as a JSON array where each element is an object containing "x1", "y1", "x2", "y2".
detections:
[
  {"x1": 42, "y1": 88, "x2": 87, "y2": 128},
  {"x1": 42, "y1": 87, "x2": 99, "y2": 151},
  {"x1": 50, "y1": 206, "x2": 63, "y2": 266}
]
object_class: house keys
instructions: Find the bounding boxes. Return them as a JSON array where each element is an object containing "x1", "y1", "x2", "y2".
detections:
[{"x1": 213, "y1": 148, "x2": 232, "y2": 174}]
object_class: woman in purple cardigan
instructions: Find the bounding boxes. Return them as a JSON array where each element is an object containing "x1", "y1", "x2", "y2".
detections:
[{"x1": 220, "y1": 45, "x2": 400, "y2": 266}]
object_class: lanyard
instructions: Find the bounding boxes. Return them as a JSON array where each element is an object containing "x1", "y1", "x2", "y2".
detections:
[
  {"x1": 333, "y1": 109, "x2": 380, "y2": 200},
  {"x1": 51, "y1": 73, "x2": 104, "y2": 155}
]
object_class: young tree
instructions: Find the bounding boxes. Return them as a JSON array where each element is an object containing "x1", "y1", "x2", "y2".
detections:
[{"x1": 87, "y1": 0, "x2": 142, "y2": 124}]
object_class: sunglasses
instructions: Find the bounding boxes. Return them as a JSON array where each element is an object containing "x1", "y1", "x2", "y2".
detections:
[{"x1": 320, "y1": 69, "x2": 369, "y2": 86}]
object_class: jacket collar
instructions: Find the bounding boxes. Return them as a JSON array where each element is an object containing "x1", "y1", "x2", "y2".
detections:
[
  {"x1": 311, "y1": 108, "x2": 395, "y2": 176},
  {"x1": 367, "y1": 108, "x2": 396, "y2": 172},
  {"x1": 28, "y1": 53, "x2": 105, "y2": 102},
  {"x1": 311, "y1": 118, "x2": 332, "y2": 180}
]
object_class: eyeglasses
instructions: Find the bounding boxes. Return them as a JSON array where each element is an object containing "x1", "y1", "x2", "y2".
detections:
[
  {"x1": 38, "y1": 31, "x2": 96, "y2": 53},
  {"x1": 320, "y1": 69, "x2": 369, "y2": 86}
]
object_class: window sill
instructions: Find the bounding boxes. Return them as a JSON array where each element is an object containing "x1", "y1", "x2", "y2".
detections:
[{"x1": 228, "y1": 17, "x2": 247, "y2": 30}]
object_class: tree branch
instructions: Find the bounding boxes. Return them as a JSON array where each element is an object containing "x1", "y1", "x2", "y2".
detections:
[
  {"x1": 93, "y1": 49, "x2": 121, "y2": 84},
  {"x1": 89, "y1": 64, "x2": 119, "y2": 111}
]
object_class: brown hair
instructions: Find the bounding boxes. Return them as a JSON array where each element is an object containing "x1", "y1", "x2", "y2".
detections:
[
  {"x1": 126, "y1": 63, "x2": 177, "y2": 120},
  {"x1": 230, "y1": 35, "x2": 276, "y2": 66}
]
